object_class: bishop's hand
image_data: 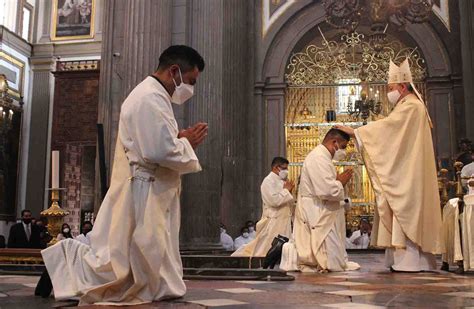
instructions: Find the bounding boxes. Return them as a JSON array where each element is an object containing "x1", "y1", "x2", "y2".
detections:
[
  {"x1": 333, "y1": 125, "x2": 355, "y2": 137},
  {"x1": 178, "y1": 122, "x2": 208, "y2": 149}
]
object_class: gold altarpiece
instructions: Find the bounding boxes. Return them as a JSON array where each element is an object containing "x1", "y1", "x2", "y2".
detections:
[{"x1": 284, "y1": 31, "x2": 427, "y2": 232}]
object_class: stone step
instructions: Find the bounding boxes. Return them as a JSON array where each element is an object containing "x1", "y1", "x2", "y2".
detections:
[
  {"x1": 0, "y1": 264, "x2": 293, "y2": 281},
  {"x1": 183, "y1": 268, "x2": 294, "y2": 281},
  {"x1": 182, "y1": 255, "x2": 265, "y2": 269}
]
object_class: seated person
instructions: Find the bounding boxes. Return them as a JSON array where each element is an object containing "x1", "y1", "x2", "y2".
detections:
[
  {"x1": 233, "y1": 227, "x2": 252, "y2": 250},
  {"x1": 219, "y1": 224, "x2": 234, "y2": 251},
  {"x1": 348, "y1": 219, "x2": 371, "y2": 249},
  {"x1": 75, "y1": 221, "x2": 93, "y2": 245},
  {"x1": 246, "y1": 220, "x2": 256, "y2": 239},
  {"x1": 57, "y1": 223, "x2": 74, "y2": 241}
]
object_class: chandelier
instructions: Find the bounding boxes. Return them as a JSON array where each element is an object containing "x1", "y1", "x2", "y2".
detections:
[
  {"x1": 323, "y1": 0, "x2": 433, "y2": 34},
  {"x1": 347, "y1": 88, "x2": 382, "y2": 124}
]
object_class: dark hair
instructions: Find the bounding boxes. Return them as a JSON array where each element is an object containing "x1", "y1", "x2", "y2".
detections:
[
  {"x1": 83, "y1": 221, "x2": 93, "y2": 227},
  {"x1": 245, "y1": 220, "x2": 254, "y2": 227},
  {"x1": 157, "y1": 45, "x2": 205, "y2": 73},
  {"x1": 271, "y1": 157, "x2": 289, "y2": 168},
  {"x1": 61, "y1": 223, "x2": 73, "y2": 238},
  {"x1": 241, "y1": 226, "x2": 249, "y2": 233},
  {"x1": 323, "y1": 128, "x2": 350, "y2": 143},
  {"x1": 21, "y1": 209, "x2": 32, "y2": 216}
]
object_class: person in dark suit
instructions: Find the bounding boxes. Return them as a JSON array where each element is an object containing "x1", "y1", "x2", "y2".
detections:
[{"x1": 7, "y1": 209, "x2": 42, "y2": 249}]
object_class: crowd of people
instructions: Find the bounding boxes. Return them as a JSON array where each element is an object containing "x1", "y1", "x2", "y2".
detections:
[{"x1": 0, "y1": 209, "x2": 94, "y2": 249}]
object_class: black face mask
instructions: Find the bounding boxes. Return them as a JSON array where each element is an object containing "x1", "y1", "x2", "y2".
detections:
[{"x1": 23, "y1": 219, "x2": 32, "y2": 225}]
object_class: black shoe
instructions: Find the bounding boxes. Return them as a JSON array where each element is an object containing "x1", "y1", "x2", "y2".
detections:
[
  {"x1": 263, "y1": 235, "x2": 288, "y2": 269},
  {"x1": 35, "y1": 269, "x2": 53, "y2": 298},
  {"x1": 454, "y1": 266, "x2": 465, "y2": 275},
  {"x1": 441, "y1": 262, "x2": 449, "y2": 271}
]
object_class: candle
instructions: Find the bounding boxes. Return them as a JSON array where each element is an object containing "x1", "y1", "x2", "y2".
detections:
[{"x1": 52, "y1": 151, "x2": 59, "y2": 188}]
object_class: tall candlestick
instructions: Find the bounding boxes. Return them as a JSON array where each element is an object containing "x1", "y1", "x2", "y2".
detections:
[{"x1": 52, "y1": 151, "x2": 59, "y2": 188}]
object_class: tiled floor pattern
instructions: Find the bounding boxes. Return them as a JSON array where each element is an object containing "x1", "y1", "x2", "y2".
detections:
[{"x1": 1, "y1": 253, "x2": 474, "y2": 308}]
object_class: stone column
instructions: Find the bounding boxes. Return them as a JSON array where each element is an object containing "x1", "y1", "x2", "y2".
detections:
[
  {"x1": 460, "y1": 0, "x2": 474, "y2": 141},
  {"x1": 180, "y1": 0, "x2": 254, "y2": 244},
  {"x1": 24, "y1": 58, "x2": 55, "y2": 217},
  {"x1": 97, "y1": 0, "x2": 172, "y2": 208}
]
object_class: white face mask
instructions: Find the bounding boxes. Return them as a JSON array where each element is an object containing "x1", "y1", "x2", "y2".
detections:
[
  {"x1": 171, "y1": 68, "x2": 194, "y2": 105},
  {"x1": 242, "y1": 232, "x2": 249, "y2": 238},
  {"x1": 387, "y1": 89, "x2": 401, "y2": 105},
  {"x1": 278, "y1": 169, "x2": 289, "y2": 180},
  {"x1": 63, "y1": 228, "x2": 70, "y2": 233},
  {"x1": 220, "y1": 228, "x2": 226, "y2": 234},
  {"x1": 333, "y1": 143, "x2": 346, "y2": 161},
  {"x1": 248, "y1": 227, "x2": 255, "y2": 232}
]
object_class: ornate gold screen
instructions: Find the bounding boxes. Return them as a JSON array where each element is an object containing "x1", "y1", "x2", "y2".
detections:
[{"x1": 284, "y1": 31, "x2": 427, "y2": 231}]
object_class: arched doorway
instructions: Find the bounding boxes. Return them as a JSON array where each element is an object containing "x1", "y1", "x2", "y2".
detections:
[{"x1": 257, "y1": 1, "x2": 453, "y2": 235}]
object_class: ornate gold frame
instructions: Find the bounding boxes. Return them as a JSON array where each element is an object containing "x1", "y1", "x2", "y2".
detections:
[
  {"x1": 51, "y1": 0, "x2": 95, "y2": 41},
  {"x1": 0, "y1": 51, "x2": 25, "y2": 99}
]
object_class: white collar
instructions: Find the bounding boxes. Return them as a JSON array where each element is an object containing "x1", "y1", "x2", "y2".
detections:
[
  {"x1": 317, "y1": 144, "x2": 333, "y2": 160},
  {"x1": 147, "y1": 76, "x2": 172, "y2": 101}
]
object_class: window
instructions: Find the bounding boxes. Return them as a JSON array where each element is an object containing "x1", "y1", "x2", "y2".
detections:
[
  {"x1": 21, "y1": 5, "x2": 32, "y2": 41},
  {"x1": 335, "y1": 79, "x2": 362, "y2": 114}
]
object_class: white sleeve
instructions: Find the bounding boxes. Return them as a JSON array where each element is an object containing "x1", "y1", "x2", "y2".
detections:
[
  {"x1": 354, "y1": 128, "x2": 363, "y2": 151},
  {"x1": 261, "y1": 178, "x2": 294, "y2": 208},
  {"x1": 126, "y1": 94, "x2": 201, "y2": 175}
]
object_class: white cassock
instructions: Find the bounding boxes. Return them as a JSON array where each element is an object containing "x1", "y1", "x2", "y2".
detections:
[
  {"x1": 441, "y1": 198, "x2": 462, "y2": 266},
  {"x1": 461, "y1": 162, "x2": 474, "y2": 189},
  {"x1": 354, "y1": 128, "x2": 438, "y2": 272},
  {"x1": 294, "y1": 145, "x2": 360, "y2": 272},
  {"x1": 462, "y1": 187, "x2": 474, "y2": 271},
  {"x1": 41, "y1": 76, "x2": 201, "y2": 305},
  {"x1": 220, "y1": 231, "x2": 234, "y2": 251},
  {"x1": 231, "y1": 172, "x2": 293, "y2": 257},
  {"x1": 75, "y1": 233, "x2": 91, "y2": 246},
  {"x1": 233, "y1": 236, "x2": 252, "y2": 250},
  {"x1": 349, "y1": 230, "x2": 370, "y2": 249}
]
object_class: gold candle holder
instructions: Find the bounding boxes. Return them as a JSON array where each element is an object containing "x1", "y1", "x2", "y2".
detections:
[
  {"x1": 41, "y1": 188, "x2": 69, "y2": 246},
  {"x1": 454, "y1": 161, "x2": 464, "y2": 199}
]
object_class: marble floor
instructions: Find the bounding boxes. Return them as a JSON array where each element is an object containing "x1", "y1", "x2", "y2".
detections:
[{"x1": 1, "y1": 253, "x2": 474, "y2": 308}]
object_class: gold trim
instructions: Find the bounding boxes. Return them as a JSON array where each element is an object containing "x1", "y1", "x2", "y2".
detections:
[
  {"x1": 51, "y1": 0, "x2": 95, "y2": 41},
  {"x1": 0, "y1": 52, "x2": 25, "y2": 68},
  {"x1": 285, "y1": 31, "x2": 427, "y2": 85},
  {"x1": 0, "y1": 51, "x2": 25, "y2": 98}
]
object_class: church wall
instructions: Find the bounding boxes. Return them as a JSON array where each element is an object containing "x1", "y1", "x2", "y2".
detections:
[
  {"x1": 459, "y1": 0, "x2": 474, "y2": 142},
  {"x1": 0, "y1": 26, "x2": 33, "y2": 239},
  {"x1": 50, "y1": 70, "x2": 99, "y2": 234},
  {"x1": 23, "y1": 0, "x2": 103, "y2": 218}
]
